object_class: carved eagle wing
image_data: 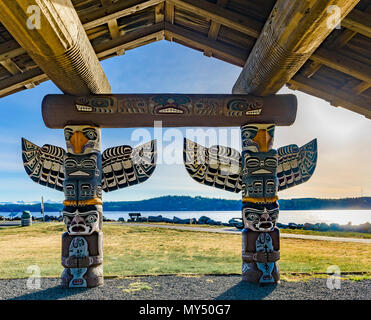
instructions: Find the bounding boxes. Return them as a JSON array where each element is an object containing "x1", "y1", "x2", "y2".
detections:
[
  {"x1": 277, "y1": 139, "x2": 318, "y2": 191},
  {"x1": 183, "y1": 138, "x2": 242, "y2": 193},
  {"x1": 21, "y1": 138, "x2": 66, "y2": 191},
  {"x1": 102, "y1": 140, "x2": 157, "y2": 192}
]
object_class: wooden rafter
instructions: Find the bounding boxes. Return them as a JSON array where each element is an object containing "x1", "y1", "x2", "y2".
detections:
[
  {"x1": 0, "y1": 0, "x2": 110, "y2": 95},
  {"x1": 165, "y1": 23, "x2": 247, "y2": 66},
  {"x1": 289, "y1": 74, "x2": 371, "y2": 119},
  {"x1": 167, "y1": 0, "x2": 262, "y2": 38},
  {"x1": 204, "y1": 0, "x2": 229, "y2": 57},
  {"x1": 82, "y1": 0, "x2": 164, "y2": 30},
  {"x1": 0, "y1": 68, "x2": 48, "y2": 98},
  {"x1": 342, "y1": 8, "x2": 371, "y2": 38},
  {"x1": 95, "y1": 22, "x2": 165, "y2": 59},
  {"x1": 233, "y1": 0, "x2": 361, "y2": 96},
  {"x1": 164, "y1": 2, "x2": 175, "y2": 41}
]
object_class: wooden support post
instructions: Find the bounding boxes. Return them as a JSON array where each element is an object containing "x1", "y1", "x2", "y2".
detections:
[
  {"x1": 0, "y1": 0, "x2": 110, "y2": 95},
  {"x1": 232, "y1": 0, "x2": 360, "y2": 96}
]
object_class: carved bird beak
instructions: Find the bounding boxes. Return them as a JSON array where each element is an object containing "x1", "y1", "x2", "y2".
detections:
[
  {"x1": 70, "y1": 131, "x2": 88, "y2": 154},
  {"x1": 254, "y1": 129, "x2": 272, "y2": 152}
]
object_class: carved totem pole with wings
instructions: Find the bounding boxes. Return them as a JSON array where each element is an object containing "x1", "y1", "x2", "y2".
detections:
[
  {"x1": 184, "y1": 123, "x2": 317, "y2": 285},
  {"x1": 22, "y1": 125, "x2": 156, "y2": 288}
]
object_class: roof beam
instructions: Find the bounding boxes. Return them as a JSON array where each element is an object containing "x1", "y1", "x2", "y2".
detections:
[
  {"x1": 95, "y1": 22, "x2": 165, "y2": 59},
  {"x1": 233, "y1": 0, "x2": 360, "y2": 96},
  {"x1": 311, "y1": 47, "x2": 371, "y2": 83},
  {"x1": 164, "y1": 2, "x2": 175, "y2": 41},
  {"x1": 0, "y1": 67, "x2": 48, "y2": 98},
  {"x1": 342, "y1": 8, "x2": 371, "y2": 38},
  {"x1": 0, "y1": 40, "x2": 26, "y2": 61},
  {"x1": 167, "y1": 0, "x2": 262, "y2": 38},
  {"x1": 82, "y1": 0, "x2": 164, "y2": 30},
  {"x1": 165, "y1": 23, "x2": 248, "y2": 66},
  {"x1": 289, "y1": 74, "x2": 371, "y2": 119},
  {"x1": 204, "y1": 0, "x2": 229, "y2": 57},
  {"x1": 0, "y1": 0, "x2": 110, "y2": 95}
]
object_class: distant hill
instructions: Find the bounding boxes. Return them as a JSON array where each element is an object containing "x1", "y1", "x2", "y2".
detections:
[{"x1": 0, "y1": 196, "x2": 370, "y2": 213}]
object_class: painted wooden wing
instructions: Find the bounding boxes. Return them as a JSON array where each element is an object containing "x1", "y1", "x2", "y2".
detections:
[
  {"x1": 277, "y1": 139, "x2": 318, "y2": 191},
  {"x1": 21, "y1": 138, "x2": 66, "y2": 191},
  {"x1": 183, "y1": 138, "x2": 242, "y2": 193},
  {"x1": 102, "y1": 140, "x2": 157, "y2": 192}
]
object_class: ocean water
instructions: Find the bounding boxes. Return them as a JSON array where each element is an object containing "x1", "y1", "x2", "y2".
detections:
[{"x1": 3, "y1": 209, "x2": 371, "y2": 225}]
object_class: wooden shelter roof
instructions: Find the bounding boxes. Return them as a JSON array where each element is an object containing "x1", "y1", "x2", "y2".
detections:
[{"x1": 0, "y1": 0, "x2": 370, "y2": 118}]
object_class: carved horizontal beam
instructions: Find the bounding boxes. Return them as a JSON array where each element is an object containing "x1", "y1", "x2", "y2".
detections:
[{"x1": 42, "y1": 94, "x2": 297, "y2": 128}]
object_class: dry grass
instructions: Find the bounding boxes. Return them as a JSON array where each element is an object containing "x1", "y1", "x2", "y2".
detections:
[{"x1": 0, "y1": 223, "x2": 370, "y2": 279}]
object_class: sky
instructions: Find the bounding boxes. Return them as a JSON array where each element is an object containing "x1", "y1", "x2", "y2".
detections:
[{"x1": 0, "y1": 41, "x2": 370, "y2": 203}]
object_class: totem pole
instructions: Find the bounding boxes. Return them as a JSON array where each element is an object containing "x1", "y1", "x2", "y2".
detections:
[
  {"x1": 240, "y1": 124, "x2": 280, "y2": 284},
  {"x1": 22, "y1": 125, "x2": 156, "y2": 288},
  {"x1": 184, "y1": 126, "x2": 317, "y2": 285}
]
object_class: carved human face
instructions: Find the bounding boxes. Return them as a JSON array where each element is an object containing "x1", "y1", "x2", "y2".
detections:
[
  {"x1": 242, "y1": 150, "x2": 278, "y2": 199},
  {"x1": 242, "y1": 202, "x2": 279, "y2": 232},
  {"x1": 64, "y1": 126, "x2": 101, "y2": 154},
  {"x1": 63, "y1": 205, "x2": 102, "y2": 235}
]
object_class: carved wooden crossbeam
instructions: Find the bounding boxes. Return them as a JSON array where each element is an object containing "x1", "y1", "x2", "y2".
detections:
[{"x1": 42, "y1": 94, "x2": 297, "y2": 128}]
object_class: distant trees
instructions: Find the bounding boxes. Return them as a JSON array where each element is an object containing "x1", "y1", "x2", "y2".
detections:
[{"x1": 0, "y1": 196, "x2": 370, "y2": 212}]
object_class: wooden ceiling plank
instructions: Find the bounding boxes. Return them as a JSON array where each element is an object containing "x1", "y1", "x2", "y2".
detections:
[
  {"x1": 342, "y1": 8, "x2": 371, "y2": 38},
  {"x1": 167, "y1": 0, "x2": 262, "y2": 38},
  {"x1": 0, "y1": 0, "x2": 110, "y2": 95},
  {"x1": 289, "y1": 74, "x2": 371, "y2": 119},
  {"x1": 82, "y1": 0, "x2": 163, "y2": 30},
  {"x1": 233, "y1": 0, "x2": 360, "y2": 96}
]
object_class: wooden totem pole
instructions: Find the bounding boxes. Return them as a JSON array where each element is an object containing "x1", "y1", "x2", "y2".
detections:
[
  {"x1": 183, "y1": 123, "x2": 317, "y2": 285},
  {"x1": 22, "y1": 125, "x2": 156, "y2": 288}
]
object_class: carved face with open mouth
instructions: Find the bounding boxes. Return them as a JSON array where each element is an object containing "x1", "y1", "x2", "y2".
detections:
[
  {"x1": 242, "y1": 202, "x2": 279, "y2": 232},
  {"x1": 152, "y1": 95, "x2": 190, "y2": 115},
  {"x1": 63, "y1": 205, "x2": 102, "y2": 235}
]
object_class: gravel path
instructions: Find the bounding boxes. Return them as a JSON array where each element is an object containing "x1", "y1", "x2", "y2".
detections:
[{"x1": 0, "y1": 276, "x2": 369, "y2": 300}]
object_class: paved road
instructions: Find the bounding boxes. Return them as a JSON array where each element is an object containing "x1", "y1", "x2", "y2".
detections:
[
  {"x1": 117, "y1": 223, "x2": 371, "y2": 244},
  {"x1": 0, "y1": 276, "x2": 369, "y2": 300}
]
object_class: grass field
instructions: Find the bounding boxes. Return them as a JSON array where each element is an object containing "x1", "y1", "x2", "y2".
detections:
[{"x1": 0, "y1": 223, "x2": 370, "y2": 280}]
